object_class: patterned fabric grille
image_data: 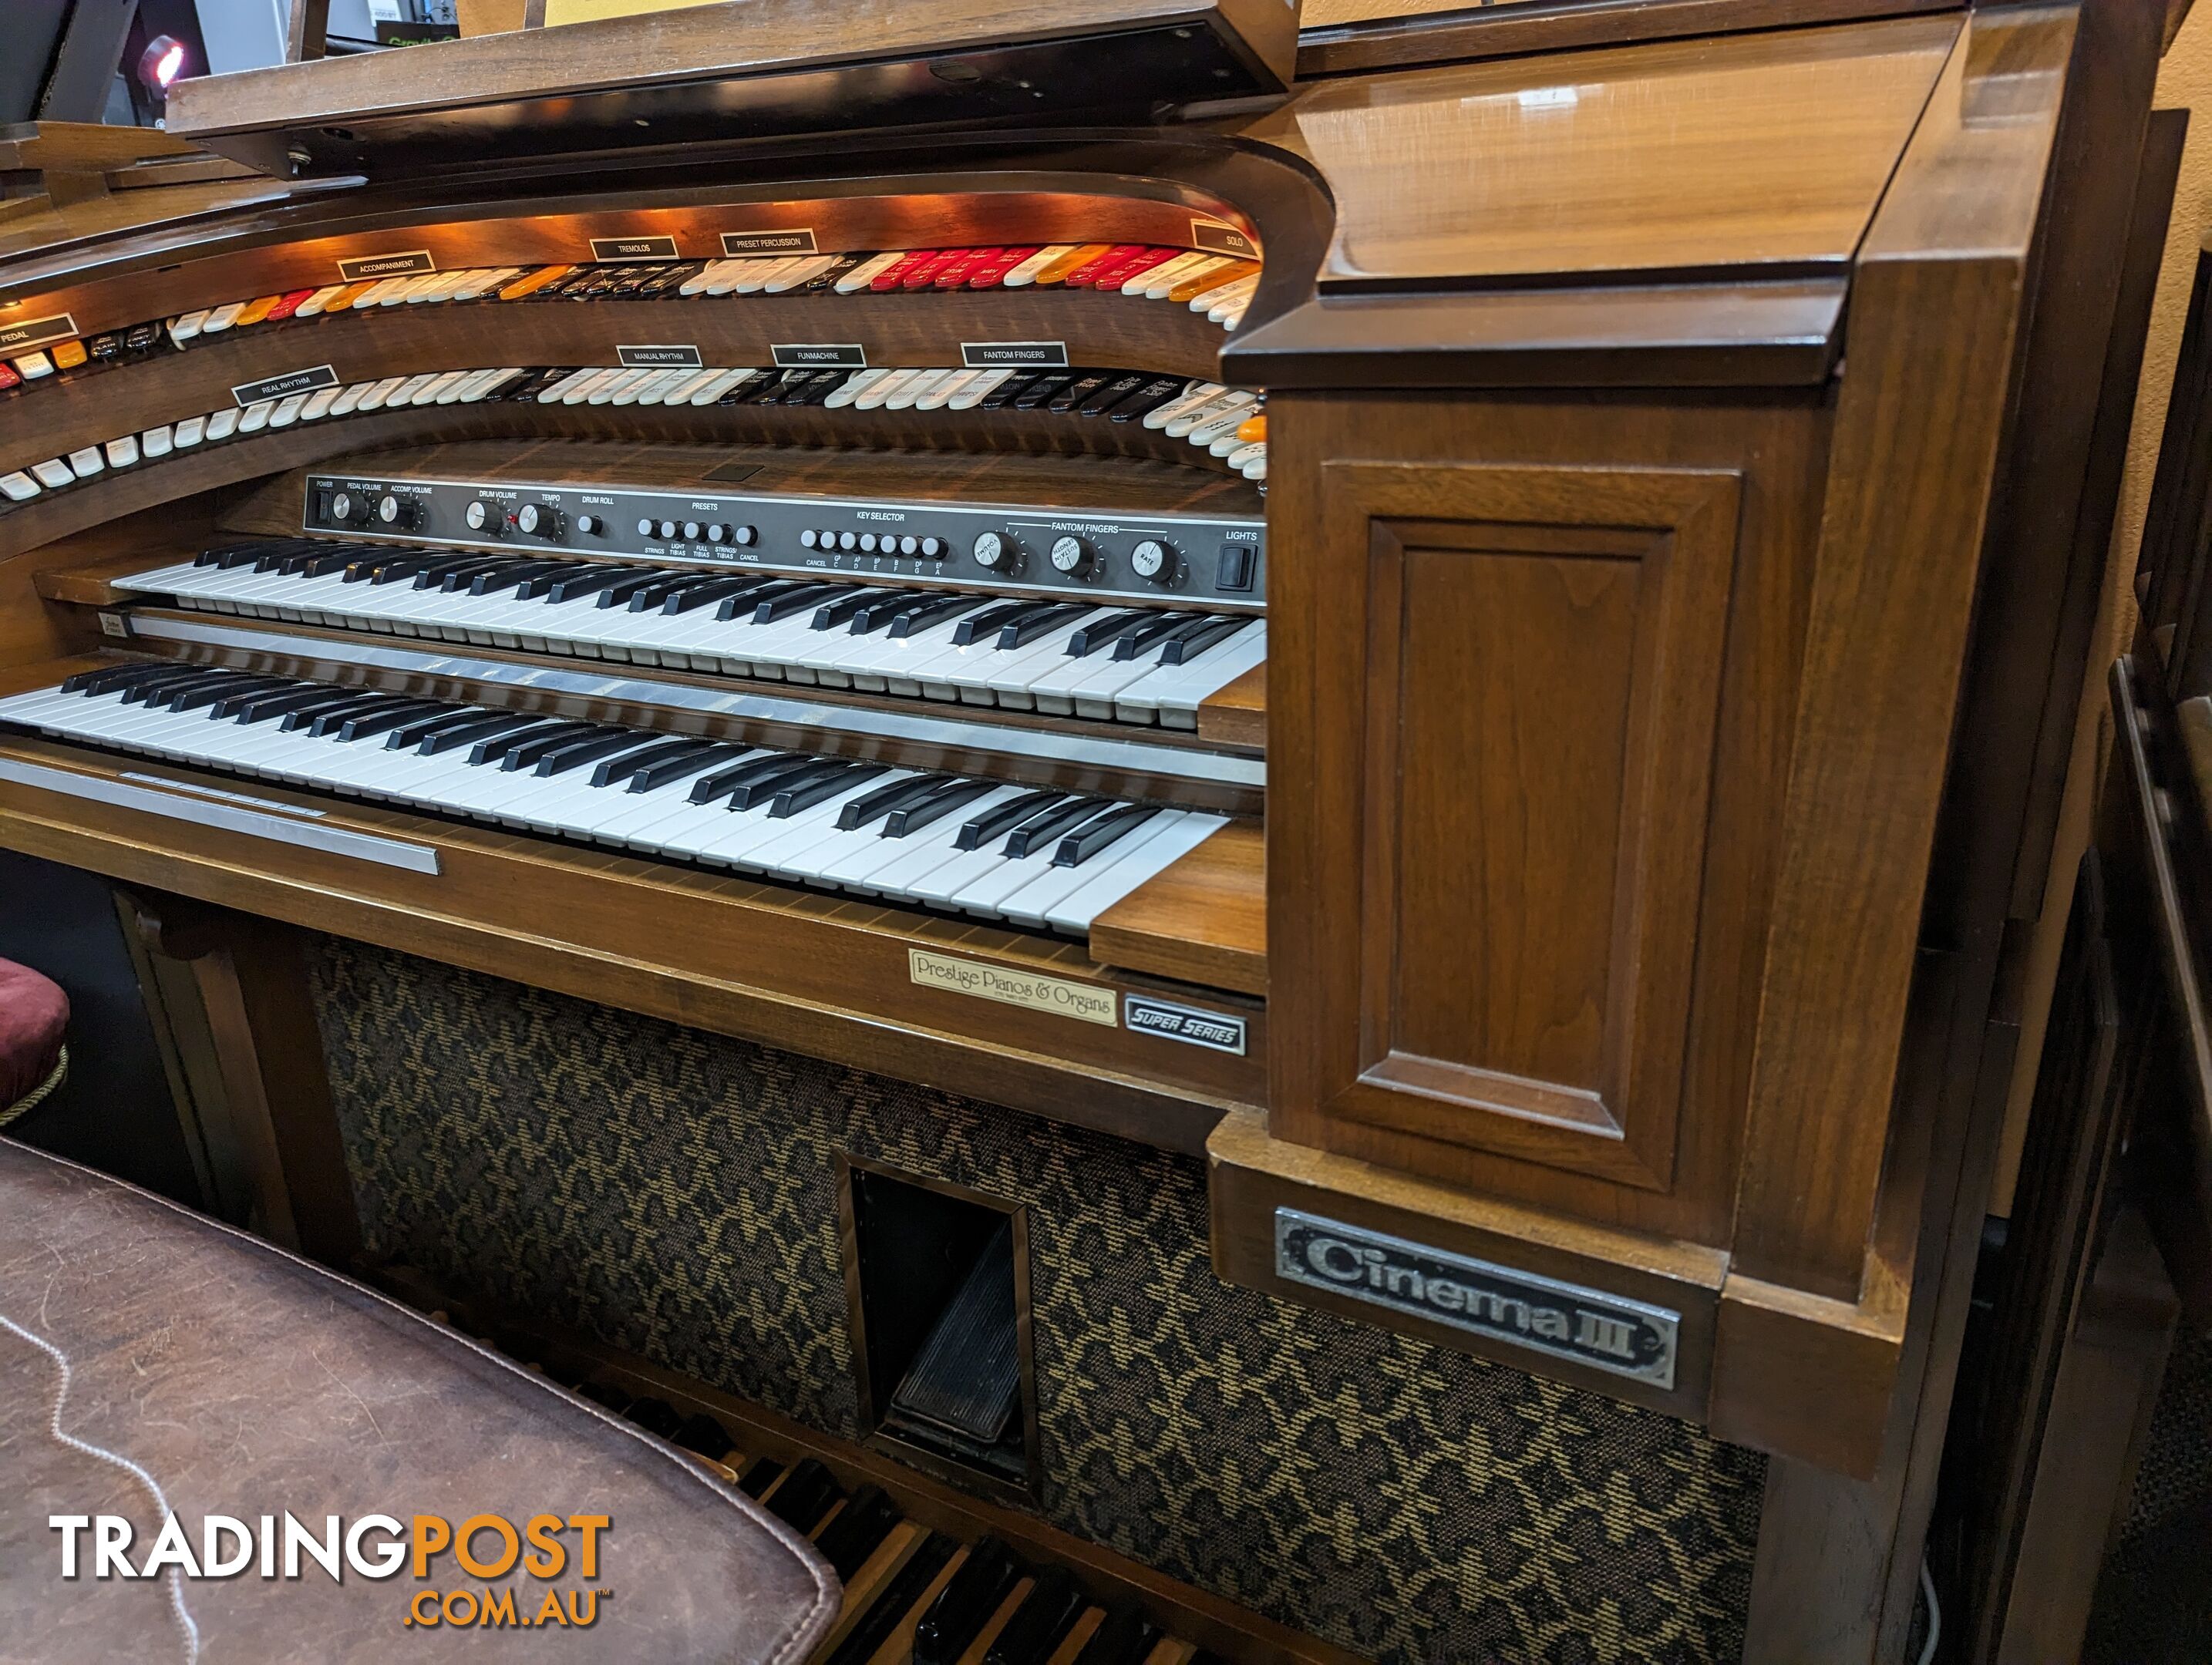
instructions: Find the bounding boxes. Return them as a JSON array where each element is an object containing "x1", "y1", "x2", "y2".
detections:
[{"x1": 309, "y1": 936, "x2": 1764, "y2": 1664}]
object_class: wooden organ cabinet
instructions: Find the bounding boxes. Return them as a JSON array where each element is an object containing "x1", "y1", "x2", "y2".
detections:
[{"x1": 0, "y1": 1, "x2": 2172, "y2": 1660}]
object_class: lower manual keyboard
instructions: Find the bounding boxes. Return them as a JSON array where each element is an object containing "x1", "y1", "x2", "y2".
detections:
[
  {"x1": 117, "y1": 541, "x2": 1267, "y2": 731},
  {"x1": 0, "y1": 663, "x2": 1230, "y2": 937}
]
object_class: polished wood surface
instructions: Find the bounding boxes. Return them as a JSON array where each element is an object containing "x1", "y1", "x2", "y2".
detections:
[
  {"x1": 1090, "y1": 819, "x2": 1264, "y2": 994},
  {"x1": 1195, "y1": 662, "x2": 1264, "y2": 748},
  {"x1": 1249, "y1": 15, "x2": 1955, "y2": 289}
]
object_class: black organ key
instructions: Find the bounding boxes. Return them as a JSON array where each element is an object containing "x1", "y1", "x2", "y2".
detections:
[
  {"x1": 977, "y1": 373, "x2": 1036, "y2": 409},
  {"x1": 532, "y1": 730, "x2": 656, "y2": 777},
  {"x1": 884, "y1": 779, "x2": 998, "y2": 837},
  {"x1": 913, "y1": 1536, "x2": 1025, "y2": 1665},
  {"x1": 1071, "y1": 1607, "x2": 1160, "y2": 1665},
  {"x1": 1052, "y1": 804, "x2": 1161, "y2": 866},
  {"x1": 408, "y1": 555, "x2": 499, "y2": 590},
  {"x1": 335, "y1": 701, "x2": 454, "y2": 742},
  {"x1": 763, "y1": 1458, "x2": 843, "y2": 1535},
  {"x1": 996, "y1": 603, "x2": 1092, "y2": 650},
  {"x1": 834, "y1": 772, "x2": 948, "y2": 830},
  {"x1": 783, "y1": 370, "x2": 845, "y2": 406},
  {"x1": 278, "y1": 692, "x2": 388, "y2": 732},
  {"x1": 518, "y1": 563, "x2": 618, "y2": 600},
  {"x1": 497, "y1": 722, "x2": 626, "y2": 772},
  {"x1": 954, "y1": 789, "x2": 1066, "y2": 852},
  {"x1": 821, "y1": 1532, "x2": 958, "y2": 1665},
  {"x1": 629, "y1": 571, "x2": 726, "y2": 612},
  {"x1": 951, "y1": 600, "x2": 1039, "y2": 647},
  {"x1": 736, "y1": 1457, "x2": 783, "y2": 1498},
  {"x1": 472, "y1": 559, "x2": 571, "y2": 595},
  {"x1": 356, "y1": 553, "x2": 441, "y2": 586},
  {"x1": 672, "y1": 1412, "x2": 735, "y2": 1462},
  {"x1": 751, "y1": 581, "x2": 850, "y2": 624},
  {"x1": 306, "y1": 695, "x2": 422, "y2": 738},
  {"x1": 231, "y1": 685, "x2": 355, "y2": 725},
  {"x1": 1158, "y1": 615, "x2": 1247, "y2": 664},
  {"x1": 1003, "y1": 796, "x2": 1107, "y2": 858},
  {"x1": 1076, "y1": 373, "x2": 1148, "y2": 416},
  {"x1": 886, "y1": 594, "x2": 985, "y2": 637},
  {"x1": 591, "y1": 735, "x2": 712, "y2": 789},
  {"x1": 761, "y1": 758, "x2": 880, "y2": 816},
  {"x1": 426, "y1": 557, "x2": 514, "y2": 592},
  {"x1": 983, "y1": 1567, "x2": 1086, "y2": 1665},
  {"x1": 717, "y1": 578, "x2": 810, "y2": 621},
  {"x1": 1064, "y1": 610, "x2": 1155, "y2": 657},
  {"x1": 1109, "y1": 610, "x2": 1195, "y2": 661},
  {"x1": 811, "y1": 587, "x2": 909, "y2": 631},
  {"x1": 62, "y1": 661, "x2": 183, "y2": 696},
  {"x1": 632, "y1": 742, "x2": 752, "y2": 793},
  {"x1": 638, "y1": 262, "x2": 702, "y2": 296},
  {"x1": 1012, "y1": 372, "x2": 1075, "y2": 409},
  {"x1": 120, "y1": 665, "x2": 226, "y2": 703},
  {"x1": 386, "y1": 708, "x2": 501, "y2": 750},
  {"x1": 149, "y1": 672, "x2": 271, "y2": 710},
  {"x1": 466, "y1": 718, "x2": 580, "y2": 766},
  {"x1": 594, "y1": 569, "x2": 677, "y2": 609},
  {"x1": 687, "y1": 750, "x2": 795, "y2": 805},
  {"x1": 623, "y1": 1396, "x2": 685, "y2": 1438},
  {"x1": 545, "y1": 567, "x2": 639, "y2": 604},
  {"x1": 663, "y1": 574, "x2": 774, "y2": 616},
  {"x1": 812, "y1": 1485, "x2": 897, "y2": 1579}
]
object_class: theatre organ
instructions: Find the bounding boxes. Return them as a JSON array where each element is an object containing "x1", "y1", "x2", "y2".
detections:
[{"x1": 0, "y1": 1, "x2": 2167, "y2": 1660}]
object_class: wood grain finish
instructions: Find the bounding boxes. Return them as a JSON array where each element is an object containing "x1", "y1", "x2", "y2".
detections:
[
  {"x1": 1090, "y1": 819, "x2": 1264, "y2": 994},
  {"x1": 0, "y1": 725, "x2": 1260, "y2": 1154},
  {"x1": 1733, "y1": 9, "x2": 2072, "y2": 1304},
  {"x1": 1247, "y1": 15, "x2": 1955, "y2": 289},
  {"x1": 1195, "y1": 662, "x2": 1264, "y2": 748}
]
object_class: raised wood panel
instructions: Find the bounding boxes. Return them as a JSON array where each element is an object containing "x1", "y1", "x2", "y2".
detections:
[{"x1": 1312, "y1": 462, "x2": 1739, "y2": 1192}]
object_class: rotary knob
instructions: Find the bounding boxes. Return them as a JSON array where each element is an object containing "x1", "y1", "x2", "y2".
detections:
[
  {"x1": 1049, "y1": 535, "x2": 1091, "y2": 577},
  {"x1": 329, "y1": 489, "x2": 372, "y2": 526},
  {"x1": 1130, "y1": 539, "x2": 1176, "y2": 584},
  {"x1": 375, "y1": 493, "x2": 417, "y2": 530},
  {"x1": 516, "y1": 503, "x2": 564, "y2": 540},
  {"x1": 972, "y1": 530, "x2": 1014, "y2": 570},
  {"x1": 465, "y1": 501, "x2": 504, "y2": 535}
]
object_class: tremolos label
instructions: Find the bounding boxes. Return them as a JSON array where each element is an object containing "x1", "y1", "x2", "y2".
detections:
[
  {"x1": 772, "y1": 342, "x2": 867, "y2": 368},
  {"x1": 591, "y1": 236, "x2": 680, "y2": 261},
  {"x1": 616, "y1": 344, "x2": 704, "y2": 368},
  {"x1": 337, "y1": 251, "x2": 435, "y2": 281},
  {"x1": 722, "y1": 229, "x2": 818, "y2": 255},
  {"x1": 231, "y1": 365, "x2": 340, "y2": 408},
  {"x1": 908, "y1": 950, "x2": 1116, "y2": 1027},
  {"x1": 0, "y1": 313, "x2": 79, "y2": 355},
  {"x1": 962, "y1": 341, "x2": 1069, "y2": 368},
  {"x1": 1273, "y1": 1208, "x2": 1681, "y2": 1388},
  {"x1": 1124, "y1": 994, "x2": 1245, "y2": 1054}
]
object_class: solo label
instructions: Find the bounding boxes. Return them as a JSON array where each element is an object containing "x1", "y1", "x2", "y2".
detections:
[
  {"x1": 0, "y1": 313, "x2": 79, "y2": 355},
  {"x1": 231, "y1": 365, "x2": 339, "y2": 408},
  {"x1": 617, "y1": 344, "x2": 704, "y2": 368},
  {"x1": 722, "y1": 229, "x2": 818, "y2": 255},
  {"x1": 1191, "y1": 221, "x2": 1258, "y2": 260},
  {"x1": 962, "y1": 340, "x2": 1069, "y2": 368},
  {"x1": 772, "y1": 342, "x2": 867, "y2": 368},
  {"x1": 1124, "y1": 995, "x2": 1246, "y2": 1054},
  {"x1": 591, "y1": 235, "x2": 681, "y2": 261},
  {"x1": 337, "y1": 250, "x2": 436, "y2": 281},
  {"x1": 908, "y1": 950, "x2": 1117, "y2": 1027}
]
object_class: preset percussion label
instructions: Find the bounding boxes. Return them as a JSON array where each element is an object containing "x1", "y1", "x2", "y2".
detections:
[
  {"x1": 0, "y1": 313, "x2": 79, "y2": 355},
  {"x1": 1273, "y1": 1209, "x2": 1682, "y2": 1388},
  {"x1": 337, "y1": 250, "x2": 436, "y2": 281},
  {"x1": 617, "y1": 344, "x2": 705, "y2": 368},
  {"x1": 962, "y1": 340, "x2": 1069, "y2": 368},
  {"x1": 1124, "y1": 994, "x2": 1245, "y2": 1054},
  {"x1": 773, "y1": 342, "x2": 867, "y2": 368},
  {"x1": 722, "y1": 228, "x2": 819, "y2": 255},
  {"x1": 231, "y1": 365, "x2": 340, "y2": 407},
  {"x1": 1191, "y1": 221, "x2": 1259, "y2": 260},
  {"x1": 908, "y1": 950, "x2": 1117, "y2": 1027},
  {"x1": 591, "y1": 235, "x2": 682, "y2": 261}
]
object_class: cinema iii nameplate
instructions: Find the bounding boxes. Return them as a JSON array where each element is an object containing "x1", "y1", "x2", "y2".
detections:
[{"x1": 1273, "y1": 1209, "x2": 1680, "y2": 1389}]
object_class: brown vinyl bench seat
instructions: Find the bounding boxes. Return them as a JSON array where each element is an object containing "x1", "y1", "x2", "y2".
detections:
[{"x1": 0, "y1": 1138, "x2": 839, "y2": 1663}]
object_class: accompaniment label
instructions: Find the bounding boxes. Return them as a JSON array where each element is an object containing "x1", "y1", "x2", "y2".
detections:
[
  {"x1": 337, "y1": 250, "x2": 436, "y2": 281},
  {"x1": 908, "y1": 950, "x2": 1117, "y2": 1027}
]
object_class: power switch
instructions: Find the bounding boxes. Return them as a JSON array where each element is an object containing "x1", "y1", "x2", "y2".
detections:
[{"x1": 1216, "y1": 544, "x2": 1256, "y2": 593}]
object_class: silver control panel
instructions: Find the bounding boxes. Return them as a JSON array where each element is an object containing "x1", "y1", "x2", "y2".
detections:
[{"x1": 304, "y1": 472, "x2": 1266, "y2": 608}]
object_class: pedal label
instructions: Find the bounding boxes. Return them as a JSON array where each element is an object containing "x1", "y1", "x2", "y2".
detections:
[
  {"x1": 1124, "y1": 995, "x2": 1245, "y2": 1054},
  {"x1": 337, "y1": 250, "x2": 435, "y2": 281},
  {"x1": 1273, "y1": 1208, "x2": 1681, "y2": 1388},
  {"x1": 0, "y1": 312, "x2": 78, "y2": 355},
  {"x1": 908, "y1": 950, "x2": 1116, "y2": 1027},
  {"x1": 722, "y1": 228, "x2": 818, "y2": 256}
]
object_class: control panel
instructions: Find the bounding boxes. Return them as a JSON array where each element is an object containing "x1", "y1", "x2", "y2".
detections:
[{"x1": 303, "y1": 473, "x2": 1266, "y2": 609}]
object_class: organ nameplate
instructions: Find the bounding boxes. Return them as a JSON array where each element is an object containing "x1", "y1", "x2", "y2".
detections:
[
  {"x1": 1124, "y1": 994, "x2": 1245, "y2": 1054},
  {"x1": 722, "y1": 229, "x2": 818, "y2": 255},
  {"x1": 0, "y1": 313, "x2": 79, "y2": 355},
  {"x1": 337, "y1": 250, "x2": 435, "y2": 281},
  {"x1": 0, "y1": 759, "x2": 442, "y2": 875},
  {"x1": 231, "y1": 365, "x2": 338, "y2": 408},
  {"x1": 591, "y1": 235, "x2": 681, "y2": 261},
  {"x1": 1272, "y1": 1209, "x2": 1680, "y2": 1388},
  {"x1": 773, "y1": 342, "x2": 867, "y2": 368},
  {"x1": 962, "y1": 341, "x2": 1070, "y2": 368},
  {"x1": 617, "y1": 344, "x2": 704, "y2": 368},
  {"x1": 908, "y1": 950, "x2": 1116, "y2": 1027}
]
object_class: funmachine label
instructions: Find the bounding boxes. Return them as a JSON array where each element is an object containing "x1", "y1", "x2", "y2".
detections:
[
  {"x1": 1123, "y1": 994, "x2": 1245, "y2": 1054},
  {"x1": 1273, "y1": 1208, "x2": 1681, "y2": 1388},
  {"x1": 772, "y1": 342, "x2": 867, "y2": 368}
]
